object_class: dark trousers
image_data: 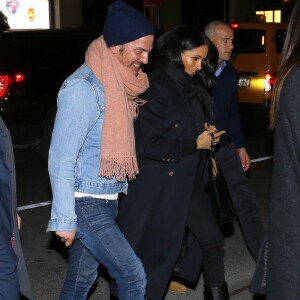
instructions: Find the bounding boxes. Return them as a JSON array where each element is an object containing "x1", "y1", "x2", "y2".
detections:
[
  {"x1": 187, "y1": 187, "x2": 225, "y2": 287},
  {"x1": 174, "y1": 143, "x2": 264, "y2": 285},
  {"x1": 216, "y1": 142, "x2": 265, "y2": 260},
  {"x1": 0, "y1": 229, "x2": 19, "y2": 300}
]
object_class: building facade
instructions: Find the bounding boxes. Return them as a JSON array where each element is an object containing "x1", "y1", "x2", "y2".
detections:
[{"x1": 52, "y1": 0, "x2": 295, "y2": 31}]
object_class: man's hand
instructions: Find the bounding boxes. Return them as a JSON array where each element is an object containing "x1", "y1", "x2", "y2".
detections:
[
  {"x1": 55, "y1": 230, "x2": 76, "y2": 247},
  {"x1": 17, "y1": 214, "x2": 21, "y2": 231},
  {"x1": 238, "y1": 148, "x2": 250, "y2": 172}
]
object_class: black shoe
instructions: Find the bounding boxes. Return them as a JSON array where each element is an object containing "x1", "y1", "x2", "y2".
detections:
[{"x1": 203, "y1": 282, "x2": 230, "y2": 300}]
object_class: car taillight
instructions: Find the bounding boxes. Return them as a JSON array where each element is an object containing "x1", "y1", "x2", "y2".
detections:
[
  {"x1": 15, "y1": 74, "x2": 25, "y2": 82},
  {"x1": 264, "y1": 72, "x2": 275, "y2": 92},
  {"x1": 0, "y1": 75, "x2": 9, "y2": 98},
  {"x1": 0, "y1": 73, "x2": 24, "y2": 99}
]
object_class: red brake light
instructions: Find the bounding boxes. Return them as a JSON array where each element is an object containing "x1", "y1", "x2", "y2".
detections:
[
  {"x1": 0, "y1": 75, "x2": 9, "y2": 98},
  {"x1": 264, "y1": 72, "x2": 275, "y2": 92},
  {"x1": 15, "y1": 74, "x2": 24, "y2": 82},
  {"x1": 0, "y1": 73, "x2": 25, "y2": 98},
  {"x1": 231, "y1": 23, "x2": 239, "y2": 29}
]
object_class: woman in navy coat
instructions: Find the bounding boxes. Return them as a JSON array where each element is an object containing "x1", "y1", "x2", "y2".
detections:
[{"x1": 117, "y1": 25, "x2": 224, "y2": 300}]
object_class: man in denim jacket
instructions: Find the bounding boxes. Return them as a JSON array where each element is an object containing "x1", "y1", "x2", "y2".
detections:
[{"x1": 46, "y1": 1, "x2": 154, "y2": 299}]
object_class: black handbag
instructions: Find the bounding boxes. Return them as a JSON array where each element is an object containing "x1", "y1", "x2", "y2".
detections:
[{"x1": 207, "y1": 147, "x2": 235, "y2": 225}]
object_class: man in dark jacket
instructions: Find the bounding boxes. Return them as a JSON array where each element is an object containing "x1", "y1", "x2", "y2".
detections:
[
  {"x1": 204, "y1": 20, "x2": 264, "y2": 261},
  {"x1": 0, "y1": 116, "x2": 33, "y2": 300}
]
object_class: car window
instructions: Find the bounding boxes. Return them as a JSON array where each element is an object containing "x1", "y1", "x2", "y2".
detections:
[{"x1": 233, "y1": 29, "x2": 265, "y2": 54}]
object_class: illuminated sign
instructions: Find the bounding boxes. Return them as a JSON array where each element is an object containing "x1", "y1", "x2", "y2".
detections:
[
  {"x1": 0, "y1": 0, "x2": 50, "y2": 29},
  {"x1": 144, "y1": 0, "x2": 161, "y2": 8},
  {"x1": 256, "y1": 10, "x2": 281, "y2": 23}
]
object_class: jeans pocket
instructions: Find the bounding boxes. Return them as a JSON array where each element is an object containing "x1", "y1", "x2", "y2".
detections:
[{"x1": 76, "y1": 198, "x2": 117, "y2": 236}]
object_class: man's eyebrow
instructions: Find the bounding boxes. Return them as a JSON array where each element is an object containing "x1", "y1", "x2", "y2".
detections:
[{"x1": 134, "y1": 46, "x2": 152, "y2": 52}]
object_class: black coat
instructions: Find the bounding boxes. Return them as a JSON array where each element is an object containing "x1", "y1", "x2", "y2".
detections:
[{"x1": 117, "y1": 65, "x2": 212, "y2": 300}]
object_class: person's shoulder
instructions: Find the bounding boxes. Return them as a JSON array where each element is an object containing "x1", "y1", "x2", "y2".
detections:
[
  {"x1": 62, "y1": 64, "x2": 104, "y2": 94},
  {"x1": 147, "y1": 68, "x2": 174, "y2": 88},
  {"x1": 215, "y1": 62, "x2": 238, "y2": 85},
  {"x1": 281, "y1": 65, "x2": 300, "y2": 92},
  {"x1": 67, "y1": 64, "x2": 94, "y2": 82},
  {"x1": 216, "y1": 62, "x2": 239, "y2": 85},
  {"x1": 287, "y1": 64, "x2": 300, "y2": 80},
  {"x1": 224, "y1": 62, "x2": 239, "y2": 77},
  {"x1": 142, "y1": 68, "x2": 173, "y2": 100},
  {"x1": 148, "y1": 67, "x2": 168, "y2": 80}
]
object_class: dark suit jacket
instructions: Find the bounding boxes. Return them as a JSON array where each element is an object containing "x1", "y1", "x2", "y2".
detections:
[{"x1": 213, "y1": 62, "x2": 246, "y2": 148}]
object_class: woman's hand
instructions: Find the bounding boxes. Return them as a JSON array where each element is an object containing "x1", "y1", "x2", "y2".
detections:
[
  {"x1": 196, "y1": 128, "x2": 225, "y2": 150},
  {"x1": 204, "y1": 123, "x2": 217, "y2": 132}
]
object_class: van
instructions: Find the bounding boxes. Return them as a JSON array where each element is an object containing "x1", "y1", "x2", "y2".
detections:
[{"x1": 230, "y1": 22, "x2": 287, "y2": 108}]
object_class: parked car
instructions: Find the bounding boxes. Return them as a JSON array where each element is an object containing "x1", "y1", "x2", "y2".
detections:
[
  {"x1": 0, "y1": 28, "x2": 101, "y2": 149},
  {"x1": 230, "y1": 22, "x2": 287, "y2": 108}
]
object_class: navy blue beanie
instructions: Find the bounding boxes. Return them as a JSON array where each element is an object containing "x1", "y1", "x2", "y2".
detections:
[{"x1": 103, "y1": 0, "x2": 155, "y2": 47}]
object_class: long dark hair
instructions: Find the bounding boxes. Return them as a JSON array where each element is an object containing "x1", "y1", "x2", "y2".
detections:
[
  {"x1": 269, "y1": 0, "x2": 300, "y2": 128},
  {"x1": 155, "y1": 25, "x2": 217, "y2": 91}
]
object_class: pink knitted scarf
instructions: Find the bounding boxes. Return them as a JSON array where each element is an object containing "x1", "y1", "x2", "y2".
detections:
[{"x1": 85, "y1": 36, "x2": 149, "y2": 181}]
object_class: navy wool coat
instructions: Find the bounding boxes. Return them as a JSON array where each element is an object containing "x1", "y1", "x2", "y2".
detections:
[{"x1": 117, "y1": 65, "x2": 210, "y2": 300}]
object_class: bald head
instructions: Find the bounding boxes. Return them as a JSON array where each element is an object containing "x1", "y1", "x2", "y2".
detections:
[{"x1": 204, "y1": 21, "x2": 234, "y2": 67}]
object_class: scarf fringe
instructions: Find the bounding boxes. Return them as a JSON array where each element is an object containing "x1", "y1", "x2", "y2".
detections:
[
  {"x1": 130, "y1": 98, "x2": 146, "y2": 119},
  {"x1": 100, "y1": 157, "x2": 139, "y2": 181}
]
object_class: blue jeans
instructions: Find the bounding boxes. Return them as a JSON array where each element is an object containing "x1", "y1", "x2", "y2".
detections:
[{"x1": 59, "y1": 197, "x2": 146, "y2": 300}]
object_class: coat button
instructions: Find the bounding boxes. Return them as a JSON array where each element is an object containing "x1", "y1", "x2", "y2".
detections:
[
  {"x1": 162, "y1": 158, "x2": 166, "y2": 161},
  {"x1": 171, "y1": 159, "x2": 175, "y2": 162},
  {"x1": 169, "y1": 171, "x2": 174, "y2": 176},
  {"x1": 174, "y1": 123, "x2": 179, "y2": 128},
  {"x1": 167, "y1": 158, "x2": 171, "y2": 162}
]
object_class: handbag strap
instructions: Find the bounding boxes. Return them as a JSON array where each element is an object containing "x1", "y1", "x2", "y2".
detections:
[
  {"x1": 210, "y1": 150, "x2": 218, "y2": 178},
  {"x1": 209, "y1": 133, "x2": 221, "y2": 178},
  {"x1": 210, "y1": 133, "x2": 216, "y2": 150}
]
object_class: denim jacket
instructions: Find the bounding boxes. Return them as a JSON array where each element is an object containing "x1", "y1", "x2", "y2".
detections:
[{"x1": 47, "y1": 64, "x2": 128, "y2": 232}]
